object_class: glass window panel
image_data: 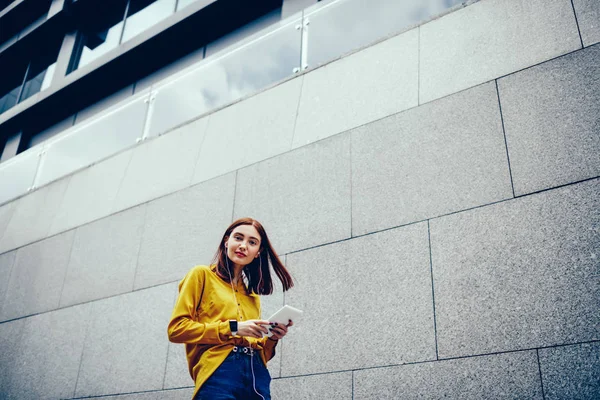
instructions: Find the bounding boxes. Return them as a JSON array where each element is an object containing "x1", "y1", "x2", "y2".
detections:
[
  {"x1": 147, "y1": 17, "x2": 302, "y2": 137},
  {"x1": 76, "y1": 3, "x2": 127, "y2": 69},
  {"x1": 20, "y1": 62, "x2": 56, "y2": 102},
  {"x1": 306, "y1": 0, "x2": 463, "y2": 67},
  {"x1": 121, "y1": 0, "x2": 176, "y2": 43},
  {"x1": 78, "y1": 21, "x2": 124, "y2": 69},
  {"x1": 0, "y1": 86, "x2": 21, "y2": 114},
  {"x1": 36, "y1": 92, "x2": 150, "y2": 187},
  {"x1": 20, "y1": 34, "x2": 61, "y2": 102},
  {"x1": 0, "y1": 147, "x2": 41, "y2": 205},
  {"x1": 176, "y1": 0, "x2": 197, "y2": 11},
  {"x1": 0, "y1": 59, "x2": 27, "y2": 114}
]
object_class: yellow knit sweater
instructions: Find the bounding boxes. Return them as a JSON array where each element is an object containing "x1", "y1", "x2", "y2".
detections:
[{"x1": 167, "y1": 265, "x2": 277, "y2": 399}]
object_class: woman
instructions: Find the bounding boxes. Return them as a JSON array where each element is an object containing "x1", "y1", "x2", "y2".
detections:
[{"x1": 168, "y1": 218, "x2": 295, "y2": 400}]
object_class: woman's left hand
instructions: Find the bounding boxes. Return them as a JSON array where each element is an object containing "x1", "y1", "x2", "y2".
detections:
[{"x1": 268, "y1": 320, "x2": 293, "y2": 340}]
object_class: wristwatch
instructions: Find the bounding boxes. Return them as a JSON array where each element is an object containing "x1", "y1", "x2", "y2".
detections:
[{"x1": 229, "y1": 320, "x2": 238, "y2": 336}]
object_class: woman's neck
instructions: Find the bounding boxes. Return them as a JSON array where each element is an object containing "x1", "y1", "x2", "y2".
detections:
[{"x1": 232, "y1": 265, "x2": 244, "y2": 285}]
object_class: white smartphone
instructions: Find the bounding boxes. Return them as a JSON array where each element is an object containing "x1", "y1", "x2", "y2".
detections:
[{"x1": 265, "y1": 305, "x2": 303, "y2": 337}]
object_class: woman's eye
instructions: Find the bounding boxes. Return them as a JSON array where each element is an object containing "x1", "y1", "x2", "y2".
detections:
[{"x1": 250, "y1": 241, "x2": 257, "y2": 246}]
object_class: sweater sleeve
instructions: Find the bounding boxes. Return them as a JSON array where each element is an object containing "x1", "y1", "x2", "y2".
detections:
[
  {"x1": 167, "y1": 267, "x2": 232, "y2": 344},
  {"x1": 259, "y1": 337, "x2": 278, "y2": 361}
]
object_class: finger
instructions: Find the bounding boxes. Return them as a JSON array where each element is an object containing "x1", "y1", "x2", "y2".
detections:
[
  {"x1": 287, "y1": 320, "x2": 294, "y2": 327},
  {"x1": 255, "y1": 325, "x2": 268, "y2": 336},
  {"x1": 254, "y1": 320, "x2": 271, "y2": 326}
]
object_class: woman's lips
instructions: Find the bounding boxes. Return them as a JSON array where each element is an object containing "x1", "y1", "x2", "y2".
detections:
[{"x1": 235, "y1": 252, "x2": 246, "y2": 258}]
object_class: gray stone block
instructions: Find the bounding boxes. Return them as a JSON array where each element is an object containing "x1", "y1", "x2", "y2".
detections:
[
  {"x1": 99, "y1": 388, "x2": 195, "y2": 400},
  {"x1": 0, "y1": 318, "x2": 27, "y2": 400},
  {"x1": 8, "y1": 303, "x2": 90, "y2": 399},
  {"x1": 74, "y1": 283, "x2": 176, "y2": 397},
  {"x1": 234, "y1": 134, "x2": 352, "y2": 255},
  {"x1": 351, "y1": 82, "x2": 512, "y2": 236},
  {"x1": 59, "y1": 205, "x2": 146, "y2": 307},
  {"x1": 0, "y1": 231, "x2": 75, "y2": 321},
  {"x1": 0, "y1": 250, "x2": 16, "y2": 311},
  {"x1": 164, "y1": 286, "x2": 193, "y2": 390},
  {"x1": 0, "y1": 200, "x2": 16, "y2": 242},
  {"x1": 430, "y1": 179, "x2": 600, "y2": 358},
  {"x1": 191, "y1": 77, "x2": 302, "y2": 185},
  {"x1": 354, "y1": 351, "x2": 543, "y2": 399},
  {"x1": 271, "y1": 372, "x2": 352, "y2": 400},
  {"x1": 539, "y1": 342, "x2": 600, "y2": 400},
  {"x1": 0, "y1": 177, "x2": 70, "y2": 254},
  {"x1": 498, "y1": 45, "x2": 600, "y2": 196},
  {"x1": 292, "y1": 28, "x2": 418, "y2": 148},
  {"x1": 573, "y1": 0, "x2": 600, "y2": 46},
  {"x1": 113, "y1": 117, "x2": 209, "y2": 213},
  {"x1": 48, "y1": 150, "x2": 132, "y2": 236},
  {"x1": 135, "y1": 173, "x2": 235, "y2": 290},
  {"x1": 420, "y1": 0, "x2": 581, "y2": 103},
  {"x1": 164, "y1": 341, "x2": 194, "y2": 390},
  {"x1": 283, "y1": 222, "x2": 435, "y2": 376}
]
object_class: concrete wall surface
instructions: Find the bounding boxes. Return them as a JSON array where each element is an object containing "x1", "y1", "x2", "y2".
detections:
[{"x1": 0, "y1": 0, "x2": 598, "y2": 398}]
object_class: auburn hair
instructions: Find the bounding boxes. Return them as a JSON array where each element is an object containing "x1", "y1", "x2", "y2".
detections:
[{"x1": 212, "y1": 217, "x2": 294, "y2": 295}]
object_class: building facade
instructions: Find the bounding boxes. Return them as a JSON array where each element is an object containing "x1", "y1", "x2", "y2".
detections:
[{"x1": 0, "y1": 0, "x2": 599, "y2": 398}]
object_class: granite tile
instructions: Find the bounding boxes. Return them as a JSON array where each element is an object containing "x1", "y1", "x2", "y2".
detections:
[
  {"x1": 351, "y1": 82, "x2": 512, "y2": 235},
  {"x1": 420, "y1": 0, "x2": 581, "y2": 103},
  {"x1": 48, "y1": 150, "x2": 133, "y2": 236},
  {"x1": 498, "y1": 44, "x2": 600, "y2": 196},
  {"x1": 0, "y1": 250, "x2": 16, "y2": 310},
  {"x1": 573, "y1": 0, "x2": 600, "y2": 46},
  {"x1": 134, "y1": 173, "x2": 235, "y2": 290},
  {"x1": 9, "y1": 304, "x2": 91, "y2": 399},
  {"x1": 191, "y1": 77, "x2": 302, "y2": 185},
  {"x1": 354, "y1": 351, "x2": 543, "y2": 399},
  {"x1": 0, "y1": 318, "x2": 27, "y2": 400},
  {"x1": 0, "y1": 177, "x2": 70, "y2": 254},
  {"x1": 60, "y1": 204, "x2": 146, "y2": 307},
  {"x1": 430, "y1": 179, "x2": 600, "y2": 358},
  {"x1": 283, "y1": 222, "x2": 435, "y2": 376},
  {"x1": 539, "y1": 342, "x2": 600, "y2": 400},
  {"x1": 0, "y1": 200, "x2": 16, "y2": 243},
  {"x1": 98, "y1": 387, "x2": 195, "y2": 400},
  {"x1": 113, "y1": 116, "x2": 209, "y2": 213},
  {"x1": 271, "y1": 372, "x2": 352, "y2": 400},
  {"x1": 293, "y1": 28, "x2": 418, "y2": 148},
  {"x1": 0, "y1": 231, "x2": 75, "y2": 321},
  {"x1": 74, "y1": 283, "x2": 176, "y2": 397},
  {"x1": 163, "y1": 341, "x2": 193, "y2": 390},
  {"x1": 234, "y1": 134, "x2": 352, "y2": 255}
]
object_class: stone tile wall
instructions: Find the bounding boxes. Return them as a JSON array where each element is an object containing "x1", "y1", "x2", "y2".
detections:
[{"x1": 0, "y1": 0, "x2": 597, "y2": 398}]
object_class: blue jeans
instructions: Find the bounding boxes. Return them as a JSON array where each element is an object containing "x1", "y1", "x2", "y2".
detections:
[{"x1": 196, "y1": 350, "x2": 272, "y2": 400}]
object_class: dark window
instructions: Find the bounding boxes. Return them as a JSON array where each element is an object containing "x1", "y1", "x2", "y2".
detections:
[
  {"x1": 0, "y1": 59, "x2": 27, "y2": 114},
  {"x1": 20, "y1": 39, "x2": 61, "y2": 102},
  {"x1": 75, "y1": 1, "x2": 128, "y2": 69},
  {"x1": 73, "y1": 0, "x2": 177, "y2": 71}
]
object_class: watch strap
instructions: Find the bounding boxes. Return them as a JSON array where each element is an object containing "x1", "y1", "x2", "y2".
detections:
[{"x1": 229, "y1": 320, "x2": 238, "y2": 336}]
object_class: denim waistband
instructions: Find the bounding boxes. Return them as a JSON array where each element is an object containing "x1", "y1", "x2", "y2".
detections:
[{"x1": 232, "y1": 346, "x2": 255, "y2": 356}]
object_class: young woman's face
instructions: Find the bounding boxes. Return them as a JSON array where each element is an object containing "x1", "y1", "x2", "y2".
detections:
[{"x1": 225, "y1": 224, "x2": 262, "y2": 267}]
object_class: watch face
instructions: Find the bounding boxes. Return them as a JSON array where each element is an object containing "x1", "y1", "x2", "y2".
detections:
[{"x1": 230, "y1": 320, "x2": 238, "y2": 332}]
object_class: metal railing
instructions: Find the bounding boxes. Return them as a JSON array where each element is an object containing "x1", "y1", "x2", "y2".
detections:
[{"x1": 0, "y1": 0, "x2": 463, "y2": 206}]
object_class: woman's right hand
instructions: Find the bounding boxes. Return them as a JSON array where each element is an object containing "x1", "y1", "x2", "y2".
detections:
[{"x1": 236, "y1": 320, "x2": 270, "y2": 338}]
